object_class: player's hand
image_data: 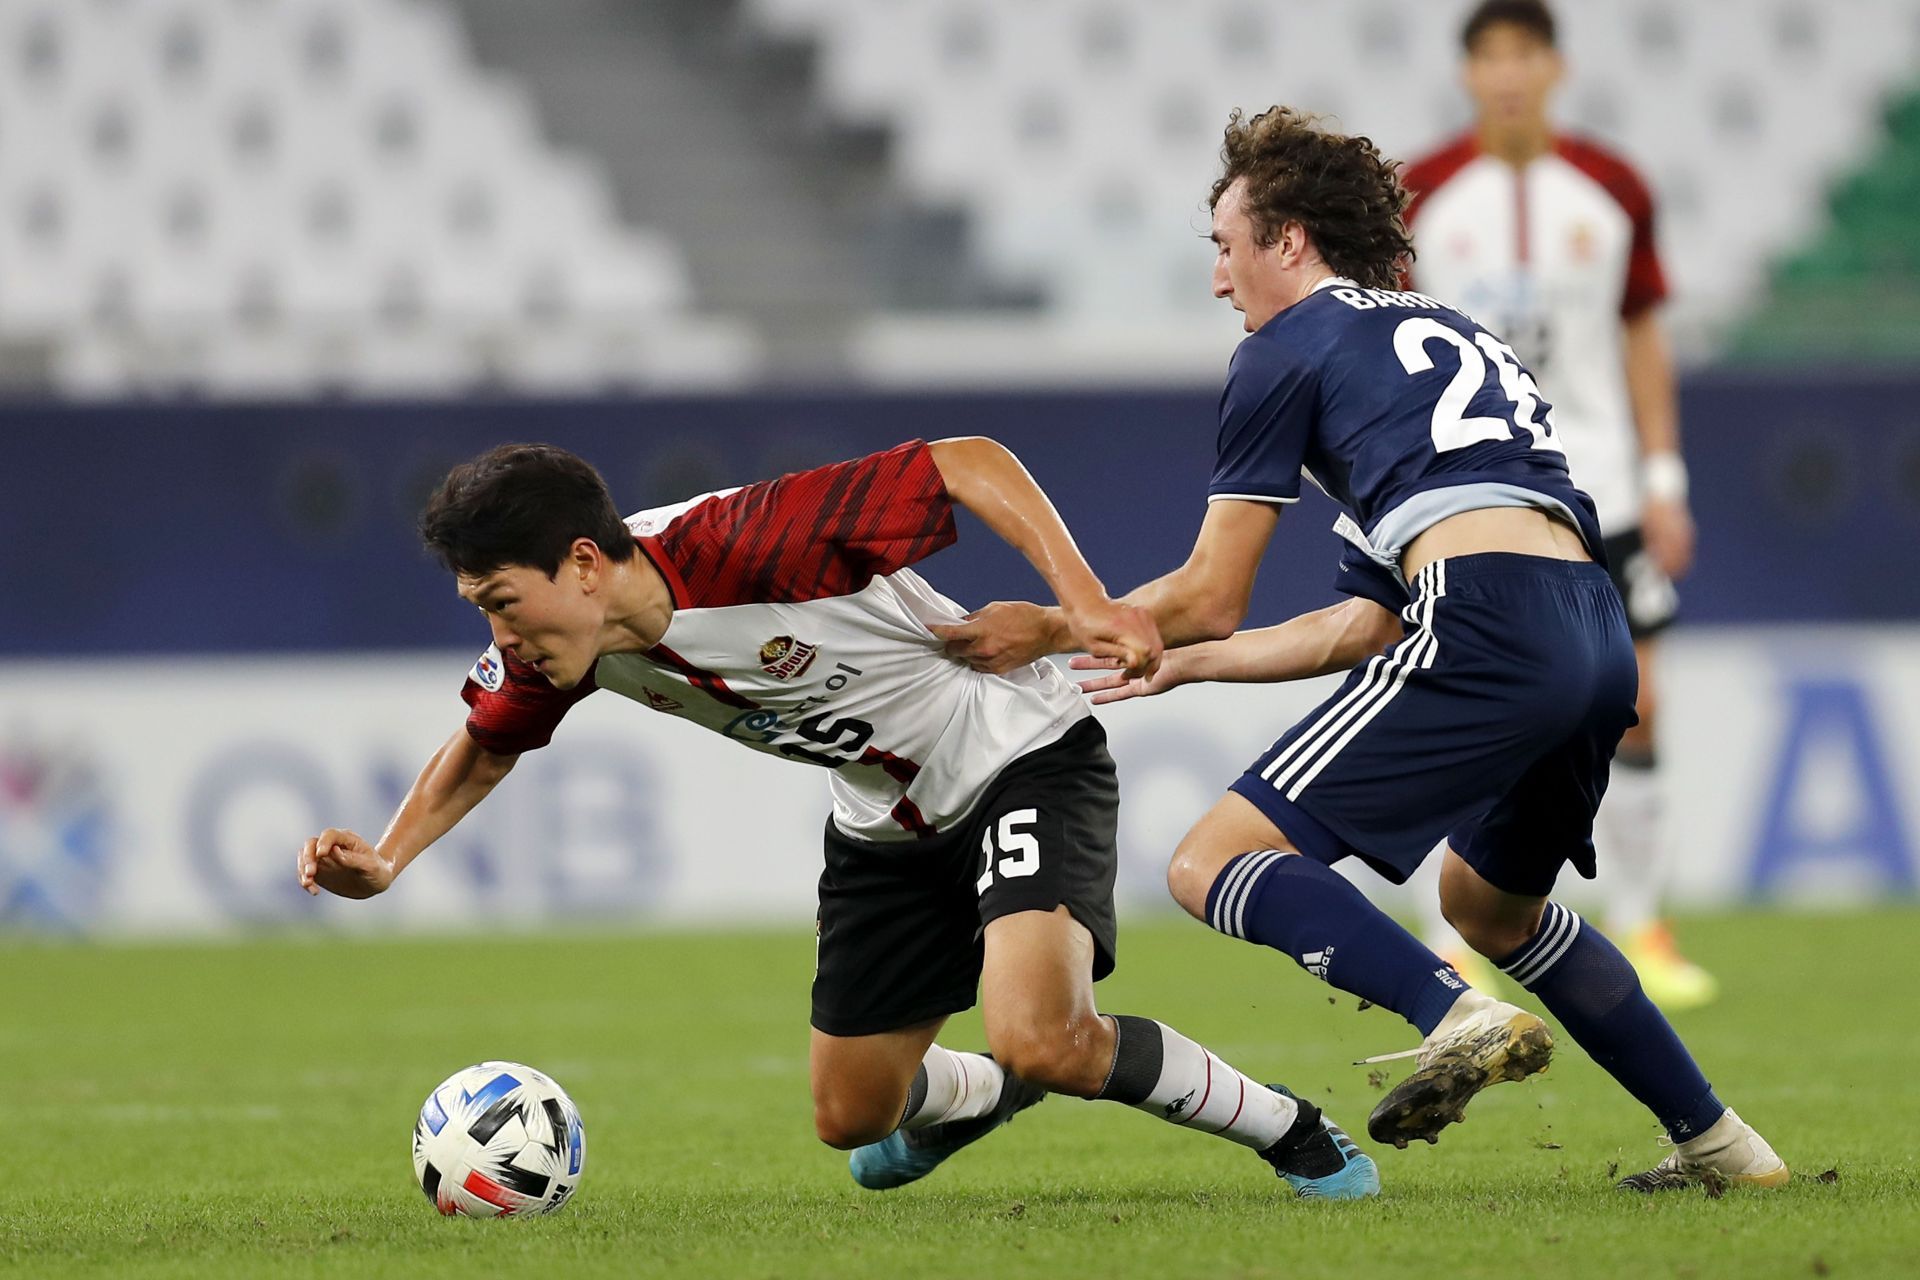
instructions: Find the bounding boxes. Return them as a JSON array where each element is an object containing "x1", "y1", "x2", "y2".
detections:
[
  {"x1": 1070, "y1": 649, "x2": 1187, "y2": 704},
  {"x1": 297, "y1": 828, "x2": 395, "y2": 900},
  {"x1": 930, "y1": 601, "x2": 1063, "y2": 675},
  {"x1": 1062, "y1": 598, "x2": 1163, "y2": 680},
  {"x1": 1640, "y1": 496, "x2": 1695, "y2": 581}
]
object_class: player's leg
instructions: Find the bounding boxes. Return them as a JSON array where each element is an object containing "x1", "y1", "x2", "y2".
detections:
[
  {"x1": 1439, "y1": 847, "x2": 1786, "y2": 1190},
  {"x1": 977, "y1": 905, "x2": 1378, "y2": 1199},
  {"x1": 808, "y1": 1018, "x2": 949, "y2": 1149},
  {"x1": 1408, "y1": 840, "x2": 1504, "y2": 993},
  {"x1": 1599, "y1": 533, "x2": 1716, "y2": 1007},
  {"x1": 1167, "y1": 793, "x2": 1479, "y2": 1040},
  {"x1": 1167, "y1": 798, "x2": 1551, "y2": 1149},
  {"x1": 811, "y1": 817, "x2": 1015, "y2": 1176}
]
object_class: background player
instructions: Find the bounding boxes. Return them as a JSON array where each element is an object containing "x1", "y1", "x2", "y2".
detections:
[
  {"x1": 1399, "y1": 0, "x2": 1713, "y2": 1008},
  {"x1": 295, "y1": 437, "x2": 1379, "y2": 1200},
  {"x1": 941, "y1": 106, "x2": 1784, "y2": 1192}
]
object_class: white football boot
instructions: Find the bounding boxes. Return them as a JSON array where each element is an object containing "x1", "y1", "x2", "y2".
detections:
[
  {"x1": 1363, "y1": 989, "x2": 1554, "y2": 1147},
  {"x1": 1618, "y1": 1108, "x2": 1790, "y2": 1192}
]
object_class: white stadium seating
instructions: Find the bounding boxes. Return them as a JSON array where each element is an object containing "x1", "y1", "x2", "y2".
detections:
[
  {"x1": 0, "y1": 0, "x2": 757, "y2": 395},
  {"x1": 3, "y1": 0, "x2": 1918, "y2": 391},
  {"x1": 746, "y1": 0, "x2": 1920, "y2": 377}
]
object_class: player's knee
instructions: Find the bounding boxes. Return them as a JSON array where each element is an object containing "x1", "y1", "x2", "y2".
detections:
[
  {"x1": 985, "y1": 1018, "x2": 1106, "y2": 1098},
  {"x1": 811, "y1": 1095, "x2": 897, "y2": 1150},
  {"x1": 1166, "y1": 838, "x2": 1226, "y2": 919},
  {"x1": 1444, "y1": 901, "x2": 1542, "y2": 962}
]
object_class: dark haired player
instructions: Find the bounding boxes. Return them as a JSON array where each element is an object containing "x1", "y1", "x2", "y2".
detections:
[
  {"x1": 941, "y1": 107, "x2": 1785, "y2": 1192},
  {"x1": 1400, "y1": 0, "x2": 1714, "y2": 1009},
  {"x1": 294, "y1": 437, "x2": 1379, "y2": 1200}
]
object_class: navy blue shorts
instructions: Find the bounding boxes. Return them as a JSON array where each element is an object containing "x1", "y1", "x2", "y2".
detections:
[{"x1": 1229, "y1": 553, "x2": 1638, "y2": 897}]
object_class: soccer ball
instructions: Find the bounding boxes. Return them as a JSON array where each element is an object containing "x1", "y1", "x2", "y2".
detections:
[{"x1": 412, "y1": 1061, "x2": 585, "y2": 1217}]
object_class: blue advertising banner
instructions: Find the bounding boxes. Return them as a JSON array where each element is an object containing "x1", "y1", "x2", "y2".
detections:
[{"x1": 4, "y1": 370, "x2": 1916, "y2": 656}]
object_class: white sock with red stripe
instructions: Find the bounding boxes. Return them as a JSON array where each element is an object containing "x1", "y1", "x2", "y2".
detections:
[
  {"x1": 1095, "y1": 1015, "x2": 1299, "y2": 1149},
  {"x1": 899, "y1": 1045, "x2": 1005, "y2": 1130}
]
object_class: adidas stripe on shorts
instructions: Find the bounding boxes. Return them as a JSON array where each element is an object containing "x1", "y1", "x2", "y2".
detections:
[{"x1": 1227, "y1": 553, "x2": 1639, "y2": 897}]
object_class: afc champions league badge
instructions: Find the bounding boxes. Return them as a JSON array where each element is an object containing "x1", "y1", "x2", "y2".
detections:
[{"x1": 471, "y1": 646, "x2": 506, "y2": 691}]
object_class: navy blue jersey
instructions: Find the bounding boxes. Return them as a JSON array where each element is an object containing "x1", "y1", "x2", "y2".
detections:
[{"x1": 1208, "y1": 279, "x2": 1605, "y2": 610}]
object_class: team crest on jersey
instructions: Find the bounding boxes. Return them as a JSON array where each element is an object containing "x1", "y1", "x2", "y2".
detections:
[
  {"x1": 758, "y1": 635, "x2": 819, "y2": 681},
  {"x1": 1569, "y1": 221, "x2": 1597, "y2": 263},
  {"x1": 470, "y1": 645, "x2": 505, "y2": 691},
  {"x1": 640, "y1": 687, "x2": 684, "y2": 712}
]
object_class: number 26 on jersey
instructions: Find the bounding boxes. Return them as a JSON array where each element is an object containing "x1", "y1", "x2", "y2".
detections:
[{"x1": 1394, "y1": 317, "x2": 1565, "y2": 457}]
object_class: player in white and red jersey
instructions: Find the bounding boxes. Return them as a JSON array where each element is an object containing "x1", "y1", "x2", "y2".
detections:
[
  {"x1": 294, "y1": 438, "x2": 1379, "y2": 1200},
  {"x1": 1397, "y1": 0, "x2": 1714, "y2": 1008}
]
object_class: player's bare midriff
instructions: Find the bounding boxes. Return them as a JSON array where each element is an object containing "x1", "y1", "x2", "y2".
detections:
[{"x1": 1401, "y1": 506, "x2": 1593, "y2": 583}]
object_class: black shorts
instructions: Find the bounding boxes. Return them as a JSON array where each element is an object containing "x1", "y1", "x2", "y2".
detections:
[
  {"x1": 1602, "y1": 527, "x2": 1678, "y2": 640},
  {"x1": 810, "y1": 717, "x2": 1120, "y2": 1038}
]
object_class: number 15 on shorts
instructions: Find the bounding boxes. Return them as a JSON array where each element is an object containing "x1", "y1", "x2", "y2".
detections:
[{"x1": 976, "y1": 808, "x2": 1041, "y2": 893}]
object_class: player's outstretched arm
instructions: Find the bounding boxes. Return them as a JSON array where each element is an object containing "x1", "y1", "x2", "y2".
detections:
[
  {"x1": 1115, "y1": 498, "x2": 1280, "y2": 645},
  {"x1": 296, "y1": 726, "x2": 517, "y2": 899},
  {"x1": 1072, "y1": 597, "x2": 1399, "y2": 704},
  {"x1": 925, "y1": 436, "x2": 1161, "y2": 677}
]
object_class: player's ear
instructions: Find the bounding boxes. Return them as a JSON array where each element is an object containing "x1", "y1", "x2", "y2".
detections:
[
  {"x1": 1277, "y1": 219, "x2": 1312, "y2": 266},
  {"x1": 568, "y1": 537, "x2": 600, "y2": 591}
]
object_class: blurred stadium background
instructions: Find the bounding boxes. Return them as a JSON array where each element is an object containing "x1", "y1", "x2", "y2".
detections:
[
  {"x1": 4, "y1": 0, "x2": 1915, "y2": 938},
  {"x1": 6, "y1": 2, "x2": 1920, "y2": 1274}
]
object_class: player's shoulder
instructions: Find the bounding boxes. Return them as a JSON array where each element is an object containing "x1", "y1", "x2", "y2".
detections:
[
  {"x1": 623, "y1": 488, "x2": 740, "y2": 539},
  {"x1": 1550, "y1": 133, "x2": 1656, "y2": 217},
  {"x1": 1227, "y1": 304, "x2": 1333, "y2": 389}
]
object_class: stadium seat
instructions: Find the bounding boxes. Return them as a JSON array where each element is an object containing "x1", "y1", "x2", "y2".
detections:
[
  {"x1": 739, "y1": 0, "x2": 1920, "y2": 350},
  {"x1": 0, "y1": 0, "x2": 743, "y2": 395}
]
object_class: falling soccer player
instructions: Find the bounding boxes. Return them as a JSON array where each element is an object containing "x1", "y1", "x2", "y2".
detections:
[{"x1": 296, "y1": 436, "x2": 1379, "y2": 1200}]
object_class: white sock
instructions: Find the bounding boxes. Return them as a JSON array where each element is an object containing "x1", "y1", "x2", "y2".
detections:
[
  {"x1": 1599, "y1": 759, "x2": 1665, "y2": 935},
  {"x1": 899, "y1": 1045, "x2": 1004, "y2": 1130},
  {"x1": 1095, "y1": 1015, "x2": 1299, "y2": 1150}
]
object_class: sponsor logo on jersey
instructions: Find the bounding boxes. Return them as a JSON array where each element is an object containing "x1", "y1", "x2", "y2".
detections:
[
  {"x1": 1569, "y1": 221, "x2": 1597, "y2": 263},
  {"x1": 639, "y1": 687, "x2": 684, "y2": 712},
  {"x1": 757, "y1": 635, "x2": 820, "y2": 681},
  {"x1": 471, "y1": 646, "x2": 505, "y2": 692}
]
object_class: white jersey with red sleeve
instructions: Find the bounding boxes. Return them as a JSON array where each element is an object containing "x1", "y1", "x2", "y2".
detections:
[
  {"x1": 1401, "y1": 132, "x2": 1669, "y2": 533},
  {"x1": 458, "y1": 440, "x2": 1089, "y2": 843}
]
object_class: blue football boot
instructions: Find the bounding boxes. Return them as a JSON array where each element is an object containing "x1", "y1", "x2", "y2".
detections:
[
  {"x1": 849, "y1": 1072, "x2": 1049, "y2": 1190},
  {"x1": 1261, "y1": 1084, "x2": 1382, "y2": 1200}
]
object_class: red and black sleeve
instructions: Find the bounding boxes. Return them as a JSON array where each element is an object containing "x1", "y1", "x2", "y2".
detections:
[
  {"x1": 460, "y1": 648, "x2": 599, "y2": 755},
  {"x1": 1556, "y1": 136, "x2": 1669, "y2": 319},
  {"x1": 648, "y1": 439, "x2": 958, "y2": 608}
]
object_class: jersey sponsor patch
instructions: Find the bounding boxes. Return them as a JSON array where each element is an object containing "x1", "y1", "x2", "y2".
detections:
[
  {"x1": 758, "y1": 635, "x2": 819, "y2": 680},
  {"x1": 470, "y1": 645, "x2": 505, "y2": 692}
]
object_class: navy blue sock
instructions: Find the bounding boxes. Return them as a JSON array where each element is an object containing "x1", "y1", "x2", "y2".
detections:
[
  {"x1": 1498, "y1": 903, "x2": 1725, "y2": 1141},
  {"x1": 1207, "y1": 851, "x2": 1468, "y2": 1035}
]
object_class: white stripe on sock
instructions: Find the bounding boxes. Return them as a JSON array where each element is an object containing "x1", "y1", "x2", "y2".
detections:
[
  {"x1": 1209, "y1": 851, "x2": 1266, "y2": 933},
  {"x1": 1506, "y1": 905, "x2": 1584, "y2": 986},
  {"x1": 1502, "y1": 905, "x2": 1570, "y2": 985},
  {"x1": 1226, "y1": 851, "x2": 1285, "y2": 939}
]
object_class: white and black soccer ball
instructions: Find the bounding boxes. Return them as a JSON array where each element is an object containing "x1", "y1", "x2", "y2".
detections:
[{"x1": 412, "y1": 1061, "x2": 585, "y2": 1217}]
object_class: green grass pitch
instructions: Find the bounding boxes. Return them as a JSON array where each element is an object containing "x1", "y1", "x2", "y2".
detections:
[{"x1": 6, "y1": 908, "x2": 1917, "y2": 1278}]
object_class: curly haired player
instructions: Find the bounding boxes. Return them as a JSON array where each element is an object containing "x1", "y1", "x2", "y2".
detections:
[{"x1": 940, "y1": 106, "x2": 1784, "y2": 1193}]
